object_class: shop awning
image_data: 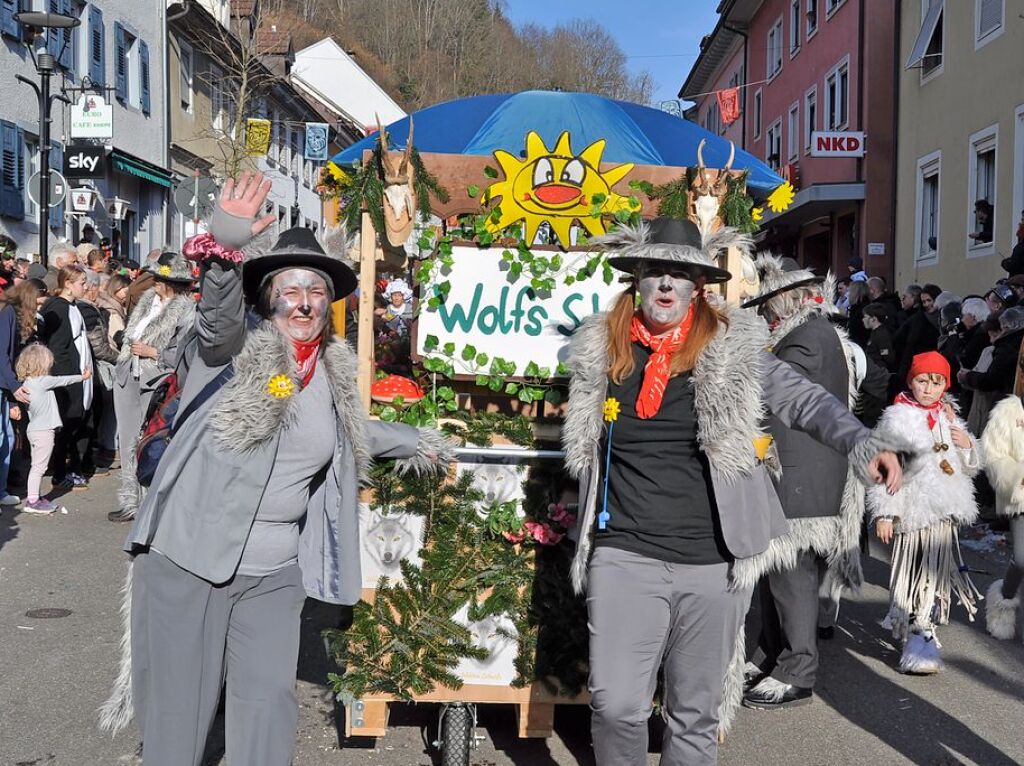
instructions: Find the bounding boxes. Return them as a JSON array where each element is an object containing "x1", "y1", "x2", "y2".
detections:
[
  {"x1": 906, "y1": 0, "x2": 943, "y2": 69},
  {"x1": 111, "y1": 151, "x2": 173, "y2": 188},
  {"x1": 758, "y1": 182, "x2": 865, "y2": 231}
]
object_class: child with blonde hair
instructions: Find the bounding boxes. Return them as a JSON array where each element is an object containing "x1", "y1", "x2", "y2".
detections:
[{"x1": 15, "y1": 343, "x2": 91, "y2": 513}]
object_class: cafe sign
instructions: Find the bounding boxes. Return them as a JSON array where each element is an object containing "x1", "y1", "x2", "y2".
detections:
[
  {"x1": 415, "y1": 245, "x2": 623, "y2": 375},
  {"x1": 70, "y1": 94, "x2": 114, "y2": 140}
]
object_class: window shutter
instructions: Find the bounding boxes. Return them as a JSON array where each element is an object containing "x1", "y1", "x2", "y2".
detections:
[
  {"x1": 979, "y1": 0, "x2": 1001, "y2": 37},
  {"x1": 49, "y1": 140, "x2": 64, "y2": 230},
  {"x1": 114, "y1": 22, "x2": 126, "y2": 103},
  {"x1": 59, "y1": 0, "x2": 74, "y2": 71},
  {"x1": 139, "y1": 40, "x2": 150, "y2": 114},
  {"x1": 179, "y1": 46, "x2": 190, "y2": 108},
  {"x1": 46, "y1": 0, "x2": 61, "y2": 59},
  {"x1": 0, "y1": 0, "x2": 20, "y2": 40},
  {"x1": 89, "y1": 6, "x2": 104, "y2": 85},
  {"x1": 0, "y1": 121, "x2": 25, "y2": 220}
]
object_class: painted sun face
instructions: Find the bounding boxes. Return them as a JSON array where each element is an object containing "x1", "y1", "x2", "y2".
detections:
[{"x1": 486, "y1": 131, "x2": 640, "y2": 247}]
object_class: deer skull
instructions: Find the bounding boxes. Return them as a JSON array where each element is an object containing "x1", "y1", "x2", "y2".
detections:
[
  {"x1": 690, "y1": 139, "x2": 735, "y2": 238},
  {"x1": 377, "y1": 114, "x2": 416, "y2": 247}
]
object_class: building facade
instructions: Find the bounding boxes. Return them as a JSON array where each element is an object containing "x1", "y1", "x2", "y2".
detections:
[
  {"x1": 682, "y1": 0, "x2": 897, "y2": 282},
  {"x1": 678, "y1": 19, "x2": 745, "y2": 148},
  {"x1": 0, "y1": 0, "x2": 170, "y2": 261},
  {"x1": 894, "y1": 0, "x2": 1023, "y2": 294}
]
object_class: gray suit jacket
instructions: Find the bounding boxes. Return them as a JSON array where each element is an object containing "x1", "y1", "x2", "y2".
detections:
[
  {"x1": 768, "y1": 315, "x2": 851, "y2": 519},
  {"x1": 125, "y1": 262, "x2": 418, "y2": 605}
]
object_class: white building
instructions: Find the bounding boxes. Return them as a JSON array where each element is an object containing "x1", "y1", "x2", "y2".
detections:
[{"x1": 0, "y1": 0, "x2": 169, "y2": 261}]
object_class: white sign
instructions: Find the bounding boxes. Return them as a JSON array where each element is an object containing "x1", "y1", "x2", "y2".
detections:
[
  {"x1": 70, "y1": 95, "x2": 114, "y2": 139},
  {"x1": 868, "y1": 242, "x2": 886, "y2": 256},
  {"x1": 453, "y1": 603, "x2": 519, "y2": 687},
  {"x1": 358, "y1": 503, "x2": 425, "y2": 589},
  {"x1": 810, "y1": 131, "x2": 865, "y2": 157},
  {"x1": 416, "y1": 246, "x2": 623, "y2": 376}
]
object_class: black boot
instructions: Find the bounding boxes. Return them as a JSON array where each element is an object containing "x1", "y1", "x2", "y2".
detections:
[
  {"x1": 742, "y1": 677, "x2": 813, "y2": 710},
  {"x1": 107, "y1": 508, "x2": 135, "y2": 523}
]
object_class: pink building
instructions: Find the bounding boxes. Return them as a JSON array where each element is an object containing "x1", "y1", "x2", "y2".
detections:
[{"x1": 681, "y1": 0, "x2": 897, "y2": 282}]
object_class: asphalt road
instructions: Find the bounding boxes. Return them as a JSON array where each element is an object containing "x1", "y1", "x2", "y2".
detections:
[{"x1": 1, "y1": 471, "x2": 1023, "y2": 766}]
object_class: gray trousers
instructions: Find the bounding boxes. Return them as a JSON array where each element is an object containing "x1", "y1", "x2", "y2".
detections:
[
  {"x1": 751, "y1": 549, "x2": 821, "y2": 688},
  {"x1": 131, "y1": 551, "x2": 307, "y2": 766},
  {"x1": 114, "y1": 375, "x2": 146, "y2": 513},
  {"x1": 587, "y1": 546, "x2": 749, "y2": 766},
  {"x1": 1001, "y1": 515, "x2": 1024, "y2": 599}
]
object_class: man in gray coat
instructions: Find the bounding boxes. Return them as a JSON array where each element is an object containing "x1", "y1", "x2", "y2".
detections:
[{"x1": 740, "y1": 256, "x2": 862, "y2": 709}]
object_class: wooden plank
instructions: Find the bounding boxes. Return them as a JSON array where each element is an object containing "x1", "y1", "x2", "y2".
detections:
[
  {"x1": 347, "y1": 697, "x2": 390, "y2": 738},
  {"x1": 352, "y1": 681, "x2": 589, "y2": 707},
  {"x1": 357, "y1": 211, "x2": 376, "y2": 411},
  {"x1": 517, "y1": 701, "x2": 555, "y2": 738}
]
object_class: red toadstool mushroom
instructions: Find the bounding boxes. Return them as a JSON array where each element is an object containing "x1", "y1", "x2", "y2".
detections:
[{"x1": 371, "y1": 374, "x2": 425, "y2": 406}]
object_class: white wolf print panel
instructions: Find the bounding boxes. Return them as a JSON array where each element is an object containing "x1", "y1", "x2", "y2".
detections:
[
  {"x1": 455, "y1": 445, "x2": 529, "y2": 522},
  {"x1": 452, "y1": 603, "x2": 520, "y2": 687},
  {"x1": 359, "y1": 504, "x2": 426, "y2": 588}
]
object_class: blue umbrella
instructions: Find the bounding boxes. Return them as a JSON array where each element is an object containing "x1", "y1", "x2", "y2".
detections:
[{"x1": 332, "y1": 90, "x2": 784, "y2": 197}]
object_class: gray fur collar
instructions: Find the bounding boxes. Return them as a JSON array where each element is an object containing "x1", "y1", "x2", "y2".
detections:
[
  {"x1": 117, "y1": 289, "x2": 194, "y2": 364},
  {"x1": 208, "y1": 324, "x2": 371, "y2": 481},
  {"x1": 768, "y1": 283, "x2": 837, "y2": 347}
]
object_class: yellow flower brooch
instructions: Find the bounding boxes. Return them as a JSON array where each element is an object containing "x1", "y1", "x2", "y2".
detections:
[
  {"x1": 267, "y1": 374, "x2": 295, "y2": 399},
  {"x1": 603, "y1": 397, "x2": 620, "y2": 422},
  {"x1": 158, "y1": 264, "x2": 172, "y2": 277}
]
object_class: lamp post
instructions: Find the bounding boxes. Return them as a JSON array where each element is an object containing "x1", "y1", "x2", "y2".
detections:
[{"x1": 14, "y1": 11, "x2": 79, "y2": 268}]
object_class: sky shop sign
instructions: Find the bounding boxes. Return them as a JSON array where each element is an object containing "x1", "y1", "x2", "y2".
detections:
[
  {"x1": 416, "y1": 245, "x2": 623, "y2": 374},
  {"x1": 70, "y1": 95, "x2": 114, "y2": 140}
]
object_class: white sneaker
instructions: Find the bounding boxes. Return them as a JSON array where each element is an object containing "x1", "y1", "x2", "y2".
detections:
[{"x1": 0, "y1": 494, "x2": 21, "y2": 506}]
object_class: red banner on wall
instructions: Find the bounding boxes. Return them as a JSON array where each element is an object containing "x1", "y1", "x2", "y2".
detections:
[{"x1": 717, "y1": 87, "x2": 741, "y2": 126}]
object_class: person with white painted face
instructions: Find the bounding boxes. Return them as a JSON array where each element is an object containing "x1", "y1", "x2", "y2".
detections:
[
  {"x1": 99, "y1": 173, "x2": 452, "y2": 765},
  {"x1": 563, "y1": 218, "x2": 909, "y2": 765}
]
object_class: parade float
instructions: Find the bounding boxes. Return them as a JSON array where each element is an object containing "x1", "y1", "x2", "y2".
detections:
[{"x1": 321, "y1": 89, "x2": 790, "y2": 764}]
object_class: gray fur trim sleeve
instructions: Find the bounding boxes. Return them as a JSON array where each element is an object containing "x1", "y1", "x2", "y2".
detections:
[
  {"x1": 395, "y1": 427, "x2": 457, "y2": 476},
  {"x1": 848, "y1": 430, "x2": 921, "y2": 486},
  {"x1": 210, "y1": 206, "x2": 255, "y2": 251}
]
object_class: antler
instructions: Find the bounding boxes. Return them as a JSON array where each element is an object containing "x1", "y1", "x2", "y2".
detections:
[
  {"x1": 400, "y1": 116, "x2": 414, "y2": 174},
  {"x1": 712, "y1": 141, "x2": 736, "y2": 195},
  {"x1": 694, "y1": 138, "x2": 710, "y2": 193},
  {"x1": 375, "y1": 112, "x2": 388, "y2": 149}
]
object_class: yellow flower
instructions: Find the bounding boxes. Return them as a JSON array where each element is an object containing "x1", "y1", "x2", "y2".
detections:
[
  {"x1": 158, "y1": 264, "x2": 172, "y2": 277},
  {"x1": 767, "y1": 181, "x2": 796, "y2": 213},
  {"x1": 751, "y1": 206, "x2": 764, "y2": 223},
  {"x1": 267, "y1": 374, "x2": 295, "y2": 399},
  {"x1": 603, "y1": 397, "x2": 620, "y2": 422}
]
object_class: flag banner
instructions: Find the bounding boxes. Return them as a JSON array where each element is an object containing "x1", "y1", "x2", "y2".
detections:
[
  {"x1": 717, "y1": 87, "x2": 741, "y2": 126},
  {"x1": 305, "y1": 123, "x2": 330, "y2": 161},
  {"x1": 246, "y1": 119, "x2": 272, "y2": 156}
]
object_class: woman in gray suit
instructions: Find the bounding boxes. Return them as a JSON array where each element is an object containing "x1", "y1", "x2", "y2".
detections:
[
  {"x1": 562, "y1": 217, "x2": 906, "y2": 766},
  {"x1": 100, "y1": 173, "x2": 449, "y2": 766}
]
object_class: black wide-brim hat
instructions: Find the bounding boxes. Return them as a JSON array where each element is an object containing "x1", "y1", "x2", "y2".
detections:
[
  {"x1": 740, "y1": 255, "x2": 825, "y2": 309},
  {"x1": 242, "y1": 226, "x2": 358, "y2": 305},
  {"x1": 603, "y1": 217, "x2": 734, "y2": 284}
]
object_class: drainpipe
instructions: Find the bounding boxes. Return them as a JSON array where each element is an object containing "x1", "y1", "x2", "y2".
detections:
[
  {"x1": 164, "y1": 2, "x2": 191, "y2": 244},
  {"x1": 724, "y1": 23, "x2": 749, "y2": 151},
  {"x1": 856, "y1": 0, "x2": 866, "y2": 269},
  {"x1": 889, "y1": 0, "x2": 901, "y2": 287}
]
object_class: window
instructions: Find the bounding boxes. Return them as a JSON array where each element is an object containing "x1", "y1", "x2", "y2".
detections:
[
  {"x1": 210, "y1": 65, "x2": 224, "y2": 131},
  {"x1": 114, "y1": 22, "x2": 131, "y2": 103},
  {"x1": 291, "y1": 129, "x2": 302, "y2": 177},
  {"x1": 967, "y1": 125, "x2": 998, "y2": 252},
  {"x1": 825, "y1": 58, "x2": 849, "y2": 130},
  {"x1": 0, "y1": 120, "x2": 25, "y2": 220},
  {"x1": 907, "y1": 1, "x2": 943, "y2": 79},
  {"x1": 804, "y1": 86, "x2": 817, "y2": 151},
  {"x1": 45, "y1": 0, "x2": 75, "y2": 72},
  {"x1": 790, "y1": 0, "x2": 801, "y2": 54},
  {"x1": 915, "y1": 151, "x2": 941, "y2": 263},
  {"x1": 767, "y1": 18, "x2": 783, "y2": 78},
  {"x1": 787, "y1": 103, "x2": 800, "y2": 162},
  {"x1": 282, "y1": 126, "x2": 291, "y2": 171},
  {"x1": 87, "y1": 4, "x2": 104, "y2": 86},
  {"x1": 753, "y1": 89, "x2": 762, "y2": 139},
  {"x1": 976, "y1": 0, "x2": 1003, "y2": 46},
  {"x1": 179, "y1": 41, "x2": 193, "y2": 113},
  {"x1": 766, "y1": 119, "x2": 783, "y2": 170},
  {"x1": 703, "y1": 101, "x2": 722, "y2": 136},
  {"x1": 269, "y1": 108, "x2": 280, "y2": 164},
  {"x1": 825, "y1": 0, "x2": 843, "y2": 16},
  {"x1": 23, "y1": 136, "x2": 38, "y2": 219},
  {"x1": 806, "y1": 0, "x2": 818, "y2": 36}
]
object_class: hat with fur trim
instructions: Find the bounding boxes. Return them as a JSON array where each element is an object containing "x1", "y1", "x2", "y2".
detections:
[
  {"x1": 148, "y1": 251, "x2": 195, "y2": 285},
  {"x1": 740, "y1": 255, "x2": 825, "y2": 309},
  {"x1": 599, "y1": 217, "x2": 744, "y2": 285},
  {"x1": 242, "y1": 226, "x2": 357, "y2": 305}
]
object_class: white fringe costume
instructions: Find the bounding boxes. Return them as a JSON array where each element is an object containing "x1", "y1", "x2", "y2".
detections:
[{"x1": 868, "y1": 399, "x2": 983, "y2": 671}]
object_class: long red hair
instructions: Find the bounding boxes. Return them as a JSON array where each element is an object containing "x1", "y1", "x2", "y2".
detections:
[{"x1": 607, "y1": 284, "x2": 726, "y2": 385}]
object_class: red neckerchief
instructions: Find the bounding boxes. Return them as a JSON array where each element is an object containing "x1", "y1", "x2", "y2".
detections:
[
  {"x1": 293, "y1": 338, "x2": 321, "y2": 388},
  {"x1": 629, "y1": 309, "x2": 695, "y2": 419},
  {"x1": 894, "y1": 391, "x2": 944, "y2": 430}
]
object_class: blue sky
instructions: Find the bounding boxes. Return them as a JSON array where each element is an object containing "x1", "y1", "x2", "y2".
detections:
[{"x1": 503, "y1": 0, "x2": 720, "y2": 105}]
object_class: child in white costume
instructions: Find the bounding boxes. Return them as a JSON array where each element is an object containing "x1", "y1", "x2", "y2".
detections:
[
  {"x1": 869, "y1": 352, "x2": 982, "y2": 674},
  {"x1": 980, "y1": 394, "x2": 1024, "y2": 641}
]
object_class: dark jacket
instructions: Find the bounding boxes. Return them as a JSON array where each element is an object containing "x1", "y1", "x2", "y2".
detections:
[
  {"x1": 768, "y1": 315, "x2": 851, "y2": 519},
  {"x1": 847, "y1": 300, "x2": 870, "y2": 347},
  {"x1": 865, "y1": 325, "x2": 895, "y2": 372},
  {"x1": 962, "y1": 328, "x2": 1024, "y2": 394},
  {"x1": 870, "y1": 292, "x2": 903, "y2": 331},
  {"x1": 77, "y1": 299, "x2": 118, "y2": 365},
  {"x1": 894, "y1": 309, "x2": 940, "y2": 384},
  {"x1": 1001, "y1": 240, "x2": 1024, "y2": 276},
  {"x1": 958, "y1": 323, "x2": 990, "y2": 371},
  {"x1": 38, "y1": 296, "x2": 87, "y2": 419},
  {"x1": 0, "y1": 305, "x2": 21, "y2": 394}
]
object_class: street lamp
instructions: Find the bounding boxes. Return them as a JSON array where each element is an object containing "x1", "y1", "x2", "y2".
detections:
[{"x1": 14, "y1": 11, "x2": 79, "y2": 268}]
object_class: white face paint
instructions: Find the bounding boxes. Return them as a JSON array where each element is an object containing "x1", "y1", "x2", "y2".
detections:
[
  {"x1": 637, "y1": 263, "x2": 697, "y2": 335},
  {"x1": 269, "y1": 268, "x2": 330, "y2": 342}
]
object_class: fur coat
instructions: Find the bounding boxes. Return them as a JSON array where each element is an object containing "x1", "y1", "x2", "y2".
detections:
[
  {"x1": 980, "y1": 394, "x2": 1024, "y2": 519},
  {"x1": 868, "y1": 401, "x2": 981, "y2": 532}
]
